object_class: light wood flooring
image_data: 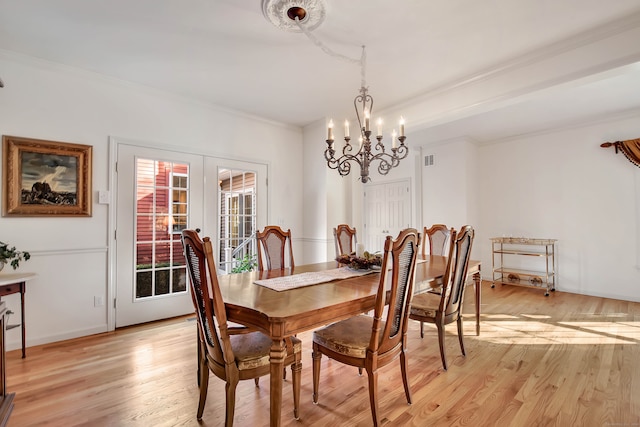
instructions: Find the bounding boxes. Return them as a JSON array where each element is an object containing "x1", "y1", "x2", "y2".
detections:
[{"x1": 6, "y1": 282, "x2": 640, "y2": 426}]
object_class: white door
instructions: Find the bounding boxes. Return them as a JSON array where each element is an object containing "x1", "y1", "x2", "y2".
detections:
[
  {"x1": 203, "y1": 157, "x2": 268, "y2": 274},
  {"x1": 364, "y1": 179, "x2": 411, "y2": 253},
  {"x1": 115, "y1": 144, "x2": 204, "y2": 327}
]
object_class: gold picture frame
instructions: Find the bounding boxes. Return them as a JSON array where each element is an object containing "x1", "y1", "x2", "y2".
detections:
[{"x1": 2, "y1": 135, "x2": 92, "y2": 216}]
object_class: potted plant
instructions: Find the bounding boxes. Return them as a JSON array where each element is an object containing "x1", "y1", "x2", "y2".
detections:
[{"x1": 0, "y1": 241, "x2": 31, "y2": 271}]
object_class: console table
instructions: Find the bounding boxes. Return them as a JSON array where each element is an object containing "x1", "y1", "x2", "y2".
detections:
[{"x1": 0, "y1": 272, "x2": 36, "y2": 358}]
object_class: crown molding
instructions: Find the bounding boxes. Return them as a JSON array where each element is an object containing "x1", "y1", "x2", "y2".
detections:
[{"x1": 393, "y1": 11, "x2": 640, "y2": 112}]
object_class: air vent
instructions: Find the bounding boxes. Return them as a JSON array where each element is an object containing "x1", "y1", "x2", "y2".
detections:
[{"x1": 424, "y1": 154, "x2": 434, "y2": 166}]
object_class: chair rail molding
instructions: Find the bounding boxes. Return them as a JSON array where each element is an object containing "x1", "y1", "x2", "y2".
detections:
[{"x1": 25, "y1": 247, "x2": 108, "y2": 257}]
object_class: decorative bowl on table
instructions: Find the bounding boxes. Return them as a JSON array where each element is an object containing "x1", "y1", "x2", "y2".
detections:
[{"x1": 336, "y1": 251, "x2": 383, "y2": 271}]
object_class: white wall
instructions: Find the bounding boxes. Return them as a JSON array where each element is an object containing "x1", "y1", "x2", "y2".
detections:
[
  {"x1": 419, "y1": 138, "x2": 479, "y2": 230},
  {"x1": 478, "y1": 112, "x2": 640, "y2": 301},
  {"x1": 301, "y1": 118, "x2": 330, "y2": 264},
  {"x1": 0, "y1": 52, "x2": 304, "y2": 350}
]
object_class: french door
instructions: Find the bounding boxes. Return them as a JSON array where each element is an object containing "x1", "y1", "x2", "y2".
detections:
[
  {"x1": 363, "y1": 179, "x2": 411, "y2": 254},
  {"x1": 115, "y1": 144, "x2": 268, "y2": 327},
  {"x1": 115, "y1": 144, "x2": 204, "y2": 327}
]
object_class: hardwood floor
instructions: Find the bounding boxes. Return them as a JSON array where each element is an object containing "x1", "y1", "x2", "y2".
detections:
[{"x1": 6, "y1": 282, "x2": 640, "y2": 426}]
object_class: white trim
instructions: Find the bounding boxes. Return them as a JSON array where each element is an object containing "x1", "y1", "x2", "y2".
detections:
[
  {"x1": 636, "y1": 167, "x2": 640, "y2": 270},
  {"x1": 14, "y1": 325, "x2": 108, "y2": 352},
  {"x1": 26, "y1": 247, "x2": 108, "y2": 256},
  {"x1": 300, "y1": 237, "x2": 331, "y2": 244},
  {"x1": 385, "y1": 12, "x2": 640, "y2": 117},
  {"x1": 0, "y1": 49, "x2": 300, "y2": 131},
  {"x1": 107, "y1": 139, "x2": 117, "y2": 331},
  {"x1": 480, "y1": 107, "x2": 640, "y2": 147}
]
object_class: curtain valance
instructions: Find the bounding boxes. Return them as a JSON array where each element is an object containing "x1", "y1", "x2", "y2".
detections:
[{"x1": 601, "y1": 138, "x2": 640, "y2": 168}]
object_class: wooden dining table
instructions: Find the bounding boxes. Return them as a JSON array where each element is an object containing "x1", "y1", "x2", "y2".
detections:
[{"x1": 217, "y1": 255, "x2": 481, "y2": 427}]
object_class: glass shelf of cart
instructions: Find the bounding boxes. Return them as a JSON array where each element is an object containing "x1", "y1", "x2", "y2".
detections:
[
  {"x1": 490, "y1": 237, "x2": 557, "y2": 245},
  {"x1": 492, "y1": 249, "x2": 551, "y2": 256}
]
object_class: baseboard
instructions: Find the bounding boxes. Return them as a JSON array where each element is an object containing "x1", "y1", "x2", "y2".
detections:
[{"x1": 6, "y1": 324, "x2": 108, "y2": 352}]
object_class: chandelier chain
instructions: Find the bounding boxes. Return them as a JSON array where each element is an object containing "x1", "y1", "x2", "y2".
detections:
[{"x1": 294, "y1": 17, "x2": 366, "y2": 88}]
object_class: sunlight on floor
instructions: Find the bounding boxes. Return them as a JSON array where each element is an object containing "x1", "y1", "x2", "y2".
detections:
[{"x1": 472, "y1": 316, "x2": 640, "y2": 345}]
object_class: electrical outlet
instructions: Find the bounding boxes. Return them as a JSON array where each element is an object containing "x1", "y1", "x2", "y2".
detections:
[{"x1": 94, "y1": 296, "x2": 104, "y2": 307}]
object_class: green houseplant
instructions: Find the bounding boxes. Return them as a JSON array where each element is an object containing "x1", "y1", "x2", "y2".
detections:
[
  {"x1": 0, "y1": 241, "x2": 31, "y2": 270},
  {"x1": 231, "y1": 253, "x2": 257, "y2": 273}
]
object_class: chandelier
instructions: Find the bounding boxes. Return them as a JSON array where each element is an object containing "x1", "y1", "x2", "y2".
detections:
[
  {"x1": 262, "y1": 0, "x2": 408, "y2": 183},
  {"x1": 324, "y1": 48, "x2": 408, "y2": 183}
]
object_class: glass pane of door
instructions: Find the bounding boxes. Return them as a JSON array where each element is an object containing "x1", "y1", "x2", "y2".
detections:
[
  {"x1": 135, "y1": 159, "x2": 188, "y2": 299},
  {"x1": 218, "y1": 168, "x2": 257, "y2": 273}
]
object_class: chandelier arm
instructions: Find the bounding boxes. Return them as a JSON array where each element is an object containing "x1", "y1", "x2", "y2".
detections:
[
  {"x1": 371, "y1": 152, "x2": 395, "y2": 175},
  {"x1": 395, "y1": 143, "x2": 409, "y2": 160},
  {"x1": 342, "y1": 141, "x2": 355, "y2": 156},
  {"x1": 325, "y1": 147, "x2": 364, "y2": 177}
]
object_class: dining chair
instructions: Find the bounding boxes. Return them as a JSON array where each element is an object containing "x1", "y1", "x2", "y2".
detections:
[
  {"x1": 312, "y1": 228, "x2": 421, "y2": 427},
  {"x1": 181, "y1": 229, "x2": 302, "y2": 425},
  {"x1": 256, "y1": 225, "x2": 294, "y2": 270},
  {"x1": 409, "y1": 225, "x2": 475, "y2": 370},
  {"x1": 423, "y1": 223, "x2": 452, "y2": 257},
  {"x1": 333, "y1": 224, "x2": 357, "y2": 257}
]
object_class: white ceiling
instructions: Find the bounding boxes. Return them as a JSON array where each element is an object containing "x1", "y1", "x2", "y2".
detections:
[{"x1": 1, "y1": 0, "x2": 640, "y2": 142}]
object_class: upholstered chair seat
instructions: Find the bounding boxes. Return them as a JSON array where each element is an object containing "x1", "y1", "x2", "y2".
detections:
[
  {"x1": 313, "y1": 315, "x2": 384, "y2": 358},
  {"x1": 408, "y1": 292, "x2": 440, "y2": 319},
  {"x1": 230, "y1": 333, "x2": 301, "y2": 370}
]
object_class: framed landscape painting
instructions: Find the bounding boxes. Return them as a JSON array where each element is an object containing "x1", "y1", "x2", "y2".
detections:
[{"x1": 2, "y1": 135, "x2": 92, "y2": 216}]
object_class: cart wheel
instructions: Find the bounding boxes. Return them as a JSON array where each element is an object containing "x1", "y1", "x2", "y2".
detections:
[
  {"x1": 491, "y1": 283, "x2": 495, "y2": 288},
  {"x1": 544, "y1": 292, "x2": 549, "y2": 296}
]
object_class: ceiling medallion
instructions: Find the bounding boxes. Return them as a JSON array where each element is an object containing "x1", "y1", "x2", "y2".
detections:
[{"x1": 261, "y1": 0, "x2": 327, "y2": 32}]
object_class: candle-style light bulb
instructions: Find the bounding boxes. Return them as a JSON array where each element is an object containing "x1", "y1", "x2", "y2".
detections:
[
  {"x1": 364, "y1": 110, "x2": 370, "y2": 132},
  {"x1": 392, "y1": 129, "x2": 397, "y2": 149},
  {"x1": 376, "y1": 118, "x2": 382, "y2": 137},
  {"x1": 328, "y1": 119, "x2": 334, "y2": 141},
  {"x1": 344, "y1": 120, "x2": 350, "y2": 138},
  {"x1": 399, "y1": 116, "x2": 405, "y2": 137},
  {"x1": 358, "y1": 136, "x2": 363, "y2": 149}
]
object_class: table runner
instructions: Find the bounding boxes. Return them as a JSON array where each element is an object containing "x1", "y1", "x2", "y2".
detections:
[{"x1": 254, "y1": 267, "x2": 379, "y2": 292}]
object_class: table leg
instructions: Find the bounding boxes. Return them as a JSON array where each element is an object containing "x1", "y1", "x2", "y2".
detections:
[
  {"x1": 474, "y1": 271, "x2": 481, "y2": 336},
  {"x1": 270, "y1": 338, "x2": 286, "y2": 427},
  {"x1": 20, "y1": 283, "x2": 26, "y2": 358}
]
